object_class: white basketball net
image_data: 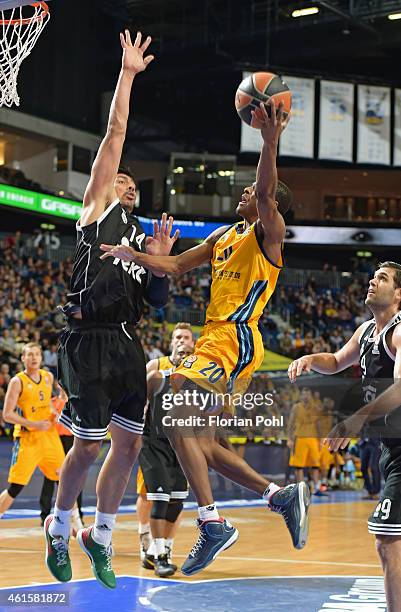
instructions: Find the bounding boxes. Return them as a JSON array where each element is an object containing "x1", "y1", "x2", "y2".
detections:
[{"x1": 0, "y1": 3, "x2": 50, "y2": 107}]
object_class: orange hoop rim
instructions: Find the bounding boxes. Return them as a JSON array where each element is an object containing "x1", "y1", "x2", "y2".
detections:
[{"x1": 0, "y1": 1, "x2": 49, "y2": 26}]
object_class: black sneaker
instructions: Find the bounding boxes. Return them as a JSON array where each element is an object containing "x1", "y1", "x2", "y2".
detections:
[
  {"x1": 142, "y1": 552, "x2": 155, "y2": 570},
  {"x1": 140, "y1": 532, "x2": 151, "y2": 562},
  {"x1": 269, "y1": 482, "x2": 310, "y2": 550},
  {"x1": 165, "y1": 545, "x2": 177, "y2": 572},
  {"x1": 154, "y1": 553, "x2": 176, "y2": 577}
]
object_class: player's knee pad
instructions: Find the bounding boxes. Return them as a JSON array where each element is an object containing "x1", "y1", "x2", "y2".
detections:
[
  {"x1": 7, "y1": 483, "x2": 24, "y2": 499},
  {"x1": 165, "y1": 500, "x2": 183, "y2": 523},
  {"x1": 150, "y1": 500, "x2": 169, "y2": 521}
]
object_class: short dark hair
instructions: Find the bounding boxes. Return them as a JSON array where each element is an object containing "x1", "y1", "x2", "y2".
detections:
[
  {"x1": 117, "y1": 165, "x2": 135, "y2": 181},
  {"x1": 276, "y1": 181, "x2": 293, "y2": 215},
  {"x1": 377, "y1": 261, "x2": 401, "y2": 289}
]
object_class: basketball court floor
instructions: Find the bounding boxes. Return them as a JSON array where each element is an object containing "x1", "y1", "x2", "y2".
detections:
[{"x1": 0, "y1": 494, "x2": 385, "y2": 611}]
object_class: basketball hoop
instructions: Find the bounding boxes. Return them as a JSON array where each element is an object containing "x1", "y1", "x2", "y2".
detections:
[{"x1": 0, "y1": 1, "x2": 50, "y2": 107}]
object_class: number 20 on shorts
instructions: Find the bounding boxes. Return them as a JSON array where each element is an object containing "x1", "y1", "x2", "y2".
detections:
[{"x1": 199, "y1": 361, "x2": 225, "y2": 383}]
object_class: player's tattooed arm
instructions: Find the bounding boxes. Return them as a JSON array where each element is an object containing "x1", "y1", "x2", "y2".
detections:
[
  {"x1": 288, "y1": 324, "x2": 364, "y2": 383},
  {"x1": 81, "y1": 30, "x2": 154, "y2": 227},
  {"x1": 254, "y1": 99, "x2": 287, "y2": 246},
  {"x1": 100, "y1": 224, "x2": 229, "y2": 276}
]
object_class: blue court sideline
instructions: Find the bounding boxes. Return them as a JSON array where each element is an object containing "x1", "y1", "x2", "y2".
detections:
[{"x1": 0, "y1": 576, "x2": 386, "y2": 612}]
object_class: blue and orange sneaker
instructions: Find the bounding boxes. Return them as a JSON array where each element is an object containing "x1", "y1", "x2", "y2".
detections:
[
  {"x1": 269, "y1": 482, "x2": 310, "y2": 549},
  {"x1": 181, "y1": 517, "x2": 238, "y2": 576}
]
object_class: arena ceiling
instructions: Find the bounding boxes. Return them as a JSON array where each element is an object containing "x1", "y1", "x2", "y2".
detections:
[
  {"x1": 98, "y1": 0, "x2": 401, "y2": 156},
  {"x1": 12, "y1": 1, "x2": 401, "y2": 158}
]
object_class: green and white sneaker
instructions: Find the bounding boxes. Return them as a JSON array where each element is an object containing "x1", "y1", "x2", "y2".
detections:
[
  {"x1": 44, "y1": 514, "x2": 72, "y2": 582},
  {"x1": 77, "y1": 526, "x2": 116, "y2": 589}
]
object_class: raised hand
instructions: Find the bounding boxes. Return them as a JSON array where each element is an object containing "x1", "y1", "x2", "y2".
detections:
[
  {"x1": 120, "y1": 29, "x2": 154, "y2": 75},
  {"x1": 252, "y1": 99, "x2": 289, "y2": 144},
  {"x1": 145, "y1": 212, "x2": 180, "y2": 257}
]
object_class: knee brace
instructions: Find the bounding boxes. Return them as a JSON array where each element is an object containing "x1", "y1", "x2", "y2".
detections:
[
  {"x1": 150, "y1": 500, "x2": 169, "y2": 521},
  {"x1": 165, "y1": 500, "x2": 183, "y2": 523},
  {"x1": 7, "y1": 483, "x2": 24, "y2": 499}
]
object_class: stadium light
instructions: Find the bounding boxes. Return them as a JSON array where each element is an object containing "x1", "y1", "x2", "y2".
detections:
[
  {"x1": 292, "y1": 7, "x2": 319, "y2": 17},
  {"x1": 388, "y1": 12, "x2": 401, "y2": 20}
]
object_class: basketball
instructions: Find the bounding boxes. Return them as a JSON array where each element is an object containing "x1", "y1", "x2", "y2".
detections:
[{"x1": 235, "y1": 72, "x2": 292, "y2": 129}]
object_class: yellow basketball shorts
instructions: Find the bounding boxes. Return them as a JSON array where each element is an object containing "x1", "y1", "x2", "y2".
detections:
[
  {"x1": 289, "y1": 438, "x2": 321, "y2": 468},
  {"x1": 320, "y1": 444, "x2": 334, "y2": 469},
  {"x1": 8, "y1": 429, "x2": 65, "y2": 486},
  {"x1": 171, "y1": 321, "x2": 264, "y2": 402},
  {"x1": 136, "y1": 466, "x2": 147, "y2": 496}
]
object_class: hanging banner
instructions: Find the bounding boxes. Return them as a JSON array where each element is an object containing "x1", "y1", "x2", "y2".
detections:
[
  {"x1": 279, "y1": 76, "x2": 315, "y2": 158},
  {"x1": 357, "y1": 84, "x2": 391, "y2": 165},
  {"x1": 239, "y1": 72, "x2": 263, "y2": 153},
  {"x1": 394, "y1": 89, "x2": 401, "y2": 166},
  {"x1": 318, "y1": 80, "x2": 354, "y2": 162}
]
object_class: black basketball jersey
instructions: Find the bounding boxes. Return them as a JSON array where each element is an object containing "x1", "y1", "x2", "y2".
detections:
[
  {"x1": 67, "y1": 201, "x2": 148, "y2": 323},
  {"x1": 359, "y1": 311, "x2": 401, "y2": 446},
  {"x1": 143, "y1": 373, "x2": 171, "y2": 440}
]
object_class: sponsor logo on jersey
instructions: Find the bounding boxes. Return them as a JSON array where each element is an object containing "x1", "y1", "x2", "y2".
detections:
[
  {"x1": 113, "y1": 235, "x2": 146, "y2": 284},
  {"x1": 213, "y1": 269, "x2": 241, "y2": 280},
  {"x1": 183, "y1": 355, "x2": 198, "y2": 369}
]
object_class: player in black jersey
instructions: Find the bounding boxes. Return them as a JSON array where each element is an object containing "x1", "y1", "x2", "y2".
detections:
[
  {"x1": 288, "y1": 261, "x2": 401, "y2": 612},
  {"x1": 137, "y1": 323, "x2": 194, "y2": 562},
  {"x1": 44, "y1": 30, "x2": 178, "y2": 590},
  {"x1": 140, "y1": 346, "x2": 192, "y2": 577}
]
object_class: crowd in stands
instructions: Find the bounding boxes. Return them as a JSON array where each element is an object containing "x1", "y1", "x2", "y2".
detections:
[
  {"x1": 0, "y1": 165, "x2": 56, "y2": 196},
  {"x1": 0, "y1": 232, "x2": 376, "y2": 433}
]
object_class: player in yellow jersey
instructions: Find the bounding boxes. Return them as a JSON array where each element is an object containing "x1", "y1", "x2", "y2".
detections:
[
  {"x1": 137, "y1": 322, "x2": 194, "y2": 561},
  {"x1": 147, "y1": 322, "x2": 194, "y2": 375},
  {"x1": 100, "y1": 100, "x2": 310, "y2": 574},
  {"x1": 0, "y1": 343, "x2": 67, "y2": 520},
  {"x1": 287, "y1": 388, "x2": 327, "y2": 496}
]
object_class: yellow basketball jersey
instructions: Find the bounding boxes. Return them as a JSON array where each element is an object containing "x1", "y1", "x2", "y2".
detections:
[
  {"x1": 14, "y1": 369, "x2": 53, "y2": 437},
  {"x1": 206, "y1": 222, "x2": 283, "y2": 324},
  {"x1": 293, "y1": 402, "x2": 319, "y2": 437},
  {"x1": 158, "y1": 355, "x2": 174, "y2": 373}
]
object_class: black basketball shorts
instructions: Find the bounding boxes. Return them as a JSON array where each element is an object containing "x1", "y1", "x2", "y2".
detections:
[
  {"x1": 57, "y1": 319, "x2": 147, "y2": 441},
  {"x1": 138, "y1": 437, "x2": 188, "y2": 502},
  {"x1": 368, "y1": 444, "x2": 401, "y2": 536}
]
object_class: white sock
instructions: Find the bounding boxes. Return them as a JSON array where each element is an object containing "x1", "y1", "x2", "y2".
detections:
[
  {"x1": 198, "y1": 503, "x2": 219, "y2": 522},
  {"x1": 147, "y1": 540, "x2": 156, "y2": 557},
  {"x1": 49, "y1": 506, "x2": 72, "y2": 540},
  {"x1": 0, "y1": 513, "x2": 3, "y2": 519},
  {"x1": 71, "y1": 508, "x2": 83, "y2": 529},
  {"x1": 93, "y1": 510, "x2": 116, "y2": 547},
  {"x1": 263, "y1": 483, "x2": 281, "y2": 505},
  {"x1": 138, "y1": 522, "x2": 150, "y2": 535},
  {"x1": 165, "y1": 537, "x2": 174, "y2": 552},
  {"x1": 154, "y1": 537, "x2": 165, "y2": 558}
]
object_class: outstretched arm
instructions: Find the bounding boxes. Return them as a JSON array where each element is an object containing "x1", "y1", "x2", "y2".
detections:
[
  {"x1": 99, "y1": 224, "x2": 229, "y2": 276},
  {"x1": 254, "y1": 99, "x2": 287, "y2": 246},
  {"x1": 80, "y1": 30, "x2": 154, "y2": 227},
  {"x1": 288, "y1": 324, "x2": 363, "y2": 383},
  {"x1": 326, "y1": 325, "x2": 401, "y2": 451}
]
